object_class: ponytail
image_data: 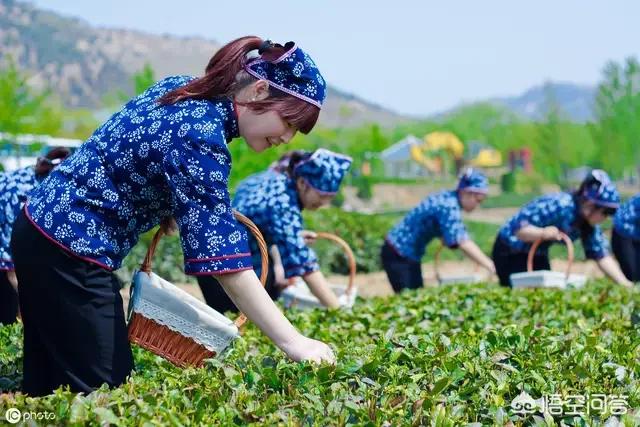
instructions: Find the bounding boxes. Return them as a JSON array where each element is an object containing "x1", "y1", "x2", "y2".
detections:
[
  {"x1": 158, "y1": 36, "x2": 321, "y2": 134},
  {"x1": 286, "y1": 150, "x2": 311, "y2": 177},
  {"x1": 271, "y1": 150, "x2": 311, "y2": 176},
  {"x1": 159, "y1": 37, "x2": 293, "y2": 105},
  {"x1": 35, "y1": 146, "x2": 71, "y2": 177}
]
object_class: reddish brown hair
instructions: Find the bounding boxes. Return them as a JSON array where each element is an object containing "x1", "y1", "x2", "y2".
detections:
[{"x1": 159, "y1": 36, "x2": 320, "y2": 134}]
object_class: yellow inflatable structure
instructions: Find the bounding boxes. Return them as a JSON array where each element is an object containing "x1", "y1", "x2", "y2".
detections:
[
  {"x1": 409, "y1": 131, "x2": 464, "y2": 174},
  {"x1": 409, "y1": 131, "x2": 502, "y2": 173}
]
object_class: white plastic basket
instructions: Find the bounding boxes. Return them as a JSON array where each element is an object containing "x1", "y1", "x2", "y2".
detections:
[
  {"x1": 127, "y1": 211, "x2": 268, "y2": 367},
  {"x1": 510, "y1": 270, "x2": 587, "y2": 289},
  {"x1": 434, "y1": 243, "x2": 488, "y2": 286},
  {"x1": 280, "y1": 279, "x2": 357, "y2": 309},
  {"x1": 437, "y1": 273, "x2": 485, "y2": 286},
  {"x1": 279, "y1": 231, "x2": 357, "y2": 310},
  {"x1": 510, "y1": 232, "x2": 586, "y2": 290}
]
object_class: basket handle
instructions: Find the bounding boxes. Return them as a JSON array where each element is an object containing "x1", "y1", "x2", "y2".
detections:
[
  {"x1": 231, "y1": 210, "x2": 269, "y2": 328},
  {"x1": 314, "y1": 231, "x2": 357, "y2": 295},
  {"x1": 527, "y1": 231, "x2": 574, "y2": 279},
  {"x1": 139, "y1": 210, "x2": 269, "y2": 329}
]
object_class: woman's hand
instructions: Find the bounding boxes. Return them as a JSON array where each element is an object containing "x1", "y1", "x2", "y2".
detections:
[
  {"x1": 273, "y1": 264, "x2": 289, "y2": 289},
  {"x1": 300, "y1": 230, "x2": 318, "y2": 245},
  {"x1": 458, "y1": 240, "x2": 496, "y2": 278},
  {"x1": 281, "y1": 333, "x2": 336, "y2": 364},
  {"x1": 541, "y1": 226, "x2": 562, "y2": 241},
  {"x1": 304, "y1": 271, "x2": 340, "y2": 308},
  {"x1": 216, "y1": 270, "x2": 336, "y2": 364},
  {"x1": 337, "y1": 291, "x2": 356, "y2": 308}
]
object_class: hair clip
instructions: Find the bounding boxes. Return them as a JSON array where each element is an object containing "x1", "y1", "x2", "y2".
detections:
[{"x1": 38, "y1": 156, "x2": 62, "y2": 166}]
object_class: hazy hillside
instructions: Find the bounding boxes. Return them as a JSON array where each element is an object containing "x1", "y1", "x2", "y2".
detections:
[
  {"x1": 0, "y1": 0, "x2": 406, "y2": 127},
  {"x1": 491, "y1": 82, "x2": 596, "y2": 122},
  {"x1": 0, "y1": 1, "x2": 600, "y2": 125},
  {"x1": 432, "y1": 82, "x2": 598, "y2": 123}
]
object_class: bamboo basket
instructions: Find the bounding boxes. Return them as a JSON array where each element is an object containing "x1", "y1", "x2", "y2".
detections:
[
  {"x1": 280, "y1": 231, "x2": 357, "y2": 309},
  {"x1": 127, "y1": 210, "x2": 268, "y2": 367}
]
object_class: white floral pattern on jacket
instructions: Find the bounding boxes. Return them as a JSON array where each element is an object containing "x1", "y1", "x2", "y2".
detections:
[
  {"x1": 386, "y1": 190, "x2": 469, "y2": 262},
  {"x1": 614, "y1": 194, "x2": 640, "y2": 241},
  {"x1": 0, "y1": 167, "x2": 39, "y2": 270},
  {"x1": 498, "y1": 192, "x2": 609, "y2": 259},
  {"x1": 26, "y1": 75, "x2": 252, "y2": 275},
  {"x1": 233, "y1": 170, "x2": 319, "y2": 278}
]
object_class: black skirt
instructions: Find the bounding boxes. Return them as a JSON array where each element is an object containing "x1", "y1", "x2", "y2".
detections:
[
  {"x1": 0, "y1": 270, "x2": 18, "y2": 325},
  {"x1": 491, "y1": 236, "x2": 551, "y2": 287},
  {"x1": 611, "y1": 228, "x2": 640, "y2": 282},
  {"x1": 380, "y1": 240, "x2": 423, "y2": 293},
  {"x1": 10, "y1": 210, "x2": 133, "y2": 397}
]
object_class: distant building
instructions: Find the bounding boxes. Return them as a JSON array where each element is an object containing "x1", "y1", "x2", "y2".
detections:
[{"x1": 379, "y1": 135, "x2": 429, "y2": 178}]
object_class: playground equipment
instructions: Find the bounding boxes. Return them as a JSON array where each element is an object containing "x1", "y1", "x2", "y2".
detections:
[
  {"x1": 466, "y1": 140, "x2": 503, "y2": 168},
  {"x1": 410, "y1": 131, "x2": 464, "y2": 174},
  {"x1": 508, "y1": 147, "x2": 532, "y2": 173},
  {"x1": 510, "y1": 233, "x2": 587, "y2": 289},
  {"x1": 409, "y1": 132, "x2": 502, "y2": 175}
]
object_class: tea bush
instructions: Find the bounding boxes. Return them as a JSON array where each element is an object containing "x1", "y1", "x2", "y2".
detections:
[{"x1": 2, "y1": 281, "x2": 639, "y2": 425}]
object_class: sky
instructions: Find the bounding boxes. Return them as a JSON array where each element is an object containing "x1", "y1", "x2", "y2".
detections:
[{"x1": 27, "y1": 0, "x2": 640, "y2": 116}]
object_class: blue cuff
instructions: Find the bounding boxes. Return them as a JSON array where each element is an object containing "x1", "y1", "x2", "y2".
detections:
[
  {"x1": 284, "y1": 261, "x2": 320, "y2": 278},
  {"x1": 185, "y1": 253, "x2": 255, "y2": 276},
  {"x1": 0, "y1": 259, "x2": 14, "y2": 271}
]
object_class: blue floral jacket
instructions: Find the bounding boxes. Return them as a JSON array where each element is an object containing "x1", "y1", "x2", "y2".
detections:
[
  {"x1": 497, "y1": 192, "x2": 608, "y2": 259},
  {"x1": 0, "y1": 167, "x2": 40, "y2": 270},
  {"x1": 386, "y1": 190, "x2": 469, "y2": 262},
  {"x1": 25, "y1": 75, "x2": 252, "y2": 275},
  {"x1": 613, "y1": 194, "x2": 640, "y2": 241},
  {"x1": 233, "y1": 170, "x2": 319, "y2": 278}
]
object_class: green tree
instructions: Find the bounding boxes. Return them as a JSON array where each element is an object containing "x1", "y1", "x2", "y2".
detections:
[
  {"x1": 593, "y1": 56, "x2": 640, "y2": 177},
  {"x1": 104, "y1": 63, "x2": 157, "y2": 107},
  {"x1": 534, "y1": 84, "x2": 566, "y2": 184},
  {"x1": 528, "y1": 84, "x2": 598, "y2": 186},
  {"x1": 132, "y1": 63, "x2": 156, "y2": 96},
  {"x1": 0, "y1": 58, "x2": 63, "y2": 161},
  {"x1": 0, "y1": 57, "x2": 62, "y2": 135}
]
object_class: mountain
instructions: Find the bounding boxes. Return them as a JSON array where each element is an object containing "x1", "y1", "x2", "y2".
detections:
[
  {"x1": 0, "y1": 0, "x2": 600, "y2": 126},
  {"x1": 0, "y1": 0, "x2": 406, "y2": 127},
  {"x1": 429, "y1": 82, "x2": 598, "y2": 123},
  {"x1": 490, "y1": 82, "x2": 597, "y2": 122}
]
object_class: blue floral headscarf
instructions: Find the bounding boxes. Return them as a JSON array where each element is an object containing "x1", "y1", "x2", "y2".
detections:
[
  {"x1": 293, "y1": 149, "x2": 352, "y2": 195},
  {"x1": 245, "y1": 41, "x2": 326, "y2": 108},
  {"x1": 581, "y1": 169, "x2": 620, "y2": 208},
  {"x1": 457, "y1": 167, "x2": 489, "y2": 194}
]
